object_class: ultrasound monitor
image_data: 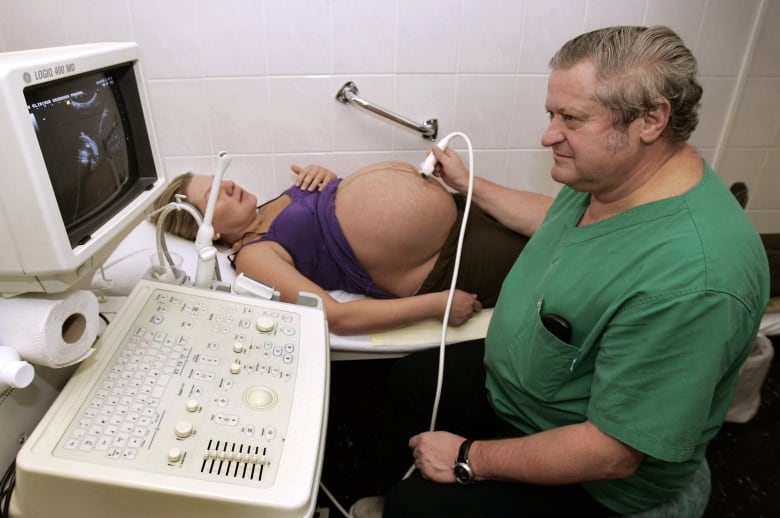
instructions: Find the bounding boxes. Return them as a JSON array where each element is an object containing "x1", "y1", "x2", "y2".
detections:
[
  {"x1": 0, "y1": 42, "x2": 166, "y2": 296},
  {"x1": 2, "y1": 43, "x2": 330, "y2": 518}
]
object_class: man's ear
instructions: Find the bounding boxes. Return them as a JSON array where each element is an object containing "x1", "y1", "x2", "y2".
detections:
[{"x1": 639, "y1": 98, "x2": 671, "y2": 144}]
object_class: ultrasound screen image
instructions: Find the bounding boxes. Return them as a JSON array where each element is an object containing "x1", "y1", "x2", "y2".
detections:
[{"x1": 25, "y1": 63, "x2": 156, "y2": 247}]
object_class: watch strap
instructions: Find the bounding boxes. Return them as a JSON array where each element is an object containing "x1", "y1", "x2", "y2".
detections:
[
  {"x1": 457, "y1": 439, "x2": 473, "y2": 464},
  {"x1": 453, "y1": 439, "x2": 475, "y2": 484}
]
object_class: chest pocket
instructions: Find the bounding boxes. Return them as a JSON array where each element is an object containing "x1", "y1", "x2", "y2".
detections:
[{"x1": 508, "y1": 313, "x2": 581, "y2": 402}]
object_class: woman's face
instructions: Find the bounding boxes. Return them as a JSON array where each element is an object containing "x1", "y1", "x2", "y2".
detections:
[{"x1": 184, "y1": 174, "x2": 258, "y2": 241}]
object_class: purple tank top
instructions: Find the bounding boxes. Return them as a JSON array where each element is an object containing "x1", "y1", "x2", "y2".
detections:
[{"x1": 240, "y1": 179, "x2": 394, "y2": 299}]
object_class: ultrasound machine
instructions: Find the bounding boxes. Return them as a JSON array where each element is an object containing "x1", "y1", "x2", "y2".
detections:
[{"x1": 0, "y1": 43, "x2": 329, "y2": 518}]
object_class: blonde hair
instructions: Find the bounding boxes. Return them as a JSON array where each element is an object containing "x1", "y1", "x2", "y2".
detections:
[
  {"x1": 147, "y1": 172, "x2": 201, "y2": 239},
  {"x1": 147, "y1": 172, "x2": 231, "y2": 250}
]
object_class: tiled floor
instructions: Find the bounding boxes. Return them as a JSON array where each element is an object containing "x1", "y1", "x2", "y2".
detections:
[
  {"x1": 705, "y1": 334, "x2": 779, "y2": 518},
  {"x1": 317, "y1": 335, "x2": 779, "y2": 517}
]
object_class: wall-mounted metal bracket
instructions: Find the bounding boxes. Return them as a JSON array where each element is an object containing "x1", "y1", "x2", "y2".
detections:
[{"x1": 336, "y1": 81, "x2": 438, "y2": 140}]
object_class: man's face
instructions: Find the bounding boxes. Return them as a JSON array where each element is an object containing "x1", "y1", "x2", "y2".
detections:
[{"x1": 542, "y1": 61, "x2": 642, "y2": 197}]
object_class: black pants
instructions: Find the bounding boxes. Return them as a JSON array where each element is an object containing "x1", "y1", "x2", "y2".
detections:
[
  {"x1": 417, "y1": 194, "x2": 529, "y2": 308},
  {"x1": 377, "y1": 340, "x2": 615, "y2": 518}
]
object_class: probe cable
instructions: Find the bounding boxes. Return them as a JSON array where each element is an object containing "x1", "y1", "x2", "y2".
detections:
[
  {"x1": 320, "y1": 132, "x2": 475, "y2": 515},
  {"x1": 404, "y1": 131, "x2": 474, "y2": 479}
]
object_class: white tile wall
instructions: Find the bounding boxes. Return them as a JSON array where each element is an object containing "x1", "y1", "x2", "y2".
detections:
[
  {"x1": 396, "y1": 0, "x2": 461, "y2": 74},
  {"x1": 716, "y1": 0, "x2": 780, "y2": 232},
  {"x1": 457, "y1": 0, "x2": 525, "y2": 74},
  {"x1": 751, "y1": 0, "x2": 780, "y2": 76},
  {"x1": 0, "y1": 0, "x2": 778, "y2": 230},
  {"x1": 692, "y1": 77, "x2": 738, "y2": 149},
  {"x1": 517, "y1": 0, "x2": 587, "y2": 74},
  {"x1": 695, "y1": 0, "x2": 762, "y2": 76},
  {"x1": 199, "y1": 0, "x2": 267, "y2": 77},
  {"x1": 332, "y1": 0, "x2": 396, "y2": 74},
  {"x1": 644, "y1": 0, "x2": 706, "y2": 46},
  {"x1": 584, "y1": 0, "x2": 647, "y2": 31}
]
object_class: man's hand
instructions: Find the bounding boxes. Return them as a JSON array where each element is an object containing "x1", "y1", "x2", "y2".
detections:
[
  {"x1": 408, "y1": 431, "x2": 466, "y2": 483},
  {"x1": 431, "y1": 146, "x2": 471, "y2": 194}
]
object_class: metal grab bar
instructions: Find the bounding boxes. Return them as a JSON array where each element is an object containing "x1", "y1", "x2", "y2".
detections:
[{"x1": 335, "y1": 81, "x2": 438, "y2": 140}]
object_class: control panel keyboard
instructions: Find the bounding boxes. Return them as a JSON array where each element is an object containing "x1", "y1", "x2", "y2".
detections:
[{"x1": 13, "y1": 279, "x2": 329, "y2": 518}]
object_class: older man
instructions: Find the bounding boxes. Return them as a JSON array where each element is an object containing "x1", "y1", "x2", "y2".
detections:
[{"x1": 365, "y1": 25, "x2": 769, "y2": 517}]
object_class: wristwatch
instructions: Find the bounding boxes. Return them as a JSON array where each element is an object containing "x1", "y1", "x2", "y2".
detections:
[{"x1": 452, "y1": 439, "x2": 475, "y2": 485}]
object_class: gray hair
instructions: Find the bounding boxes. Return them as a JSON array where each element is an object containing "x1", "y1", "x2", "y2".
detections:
[{"x1": 549, "y1": 26, "x2": 702, "y2": 143}]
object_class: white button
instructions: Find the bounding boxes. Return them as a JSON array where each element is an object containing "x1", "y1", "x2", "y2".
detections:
[
  {"x1": 256, "y1": 316, "x2": 275, "y2": 332},
  {"x1": 230, "y1": 362, "x2": 241, "y2": 374},
  {"x1": 233, "y1": 342, "x2": 245, "y2": 353},
  {"x1": 174, "y1": 421, "x2": 193, "y2": 438},
  {"x1": 186, "y1": 399, "x2": 199, "y2": 412},
  {"x1": 167, "y1": 447, "x2": 182, "y2": 463}
]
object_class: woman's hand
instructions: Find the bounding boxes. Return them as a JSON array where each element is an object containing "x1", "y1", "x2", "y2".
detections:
[
  {"x1": 443, "y1": 289, "x2": 482, "y2": 326},
  {"x1": 291, "y1": 164, "x2": 338, "y2": 191}
]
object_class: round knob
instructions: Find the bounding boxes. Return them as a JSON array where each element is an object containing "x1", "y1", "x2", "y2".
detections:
[
  {"x1": 233, "y1": 342, "x2": 245, "y2": 353},
  {"x1": 256, "y1": 316, "x2": 275, "y2": 332},
  {"x1": 174, "y1": 421, "x2": 193, "y2": 439},
  {"x1": 243, "y1": 386, "x2": 278, "y2": 410},
  {"x1": 186, "y1": 399, "x2": 199, "y2": 412},
  {"x1": 167, "y1": 447, "x2": 182, "y2": 463},
  {"x1": 230, "y1": 362, "x2": 241, "y2": 374}
]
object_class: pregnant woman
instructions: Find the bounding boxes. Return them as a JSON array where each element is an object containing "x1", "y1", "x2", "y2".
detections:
[{"x1": 151, "y1": 161, "x2": 528, "y2": 334}]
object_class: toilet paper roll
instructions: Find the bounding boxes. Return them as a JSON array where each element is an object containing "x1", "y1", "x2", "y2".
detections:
[{"x1": 0, "y1": 290, "x2": 99, "y2": 368}]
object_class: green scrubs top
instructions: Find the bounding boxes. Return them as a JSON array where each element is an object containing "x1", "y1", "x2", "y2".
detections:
[{"x1": 484, "y1": 163, "x2": 769, "y2": 514}]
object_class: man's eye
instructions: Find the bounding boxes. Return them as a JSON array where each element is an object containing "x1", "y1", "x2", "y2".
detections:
[{"x1": 547, "y1": 112, "x2": 578, "y2": 123}]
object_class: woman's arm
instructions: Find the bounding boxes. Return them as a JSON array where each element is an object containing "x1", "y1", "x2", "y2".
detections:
[
  {"x1": 233, "y1": 241, "x2": 481, "y2": 335},
  {"x1": 431, "y1": 146, "x2": 554, "y2": 236},
  {"x1": 325, "y1": 289, "x2": 481, "y2": 335}
]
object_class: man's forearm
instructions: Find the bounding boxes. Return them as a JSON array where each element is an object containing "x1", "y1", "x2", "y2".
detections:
[
  {"x1": 470, "y1": 176, "x2": 553, "y2": 236},
  {"x1": 469, "y1": 421, "x2": 644, "y2": 485}
]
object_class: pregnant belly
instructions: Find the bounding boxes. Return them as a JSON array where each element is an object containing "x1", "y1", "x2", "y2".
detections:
[{"x1": 336, "y1": 164, "x2": 457, "y2": 296}]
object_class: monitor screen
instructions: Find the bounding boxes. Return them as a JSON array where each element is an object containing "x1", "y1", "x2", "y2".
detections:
[
  {"x1": 0, "y1": 42, "x2": 166, "y2": 296},
  {"x1": 25, "y1": 63, "x2": 157, "y2": 248}
]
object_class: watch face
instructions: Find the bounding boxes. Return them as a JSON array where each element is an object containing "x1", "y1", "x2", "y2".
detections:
[{"x1": 454, "y1": 462, "x2": 474, "y2": 484}]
